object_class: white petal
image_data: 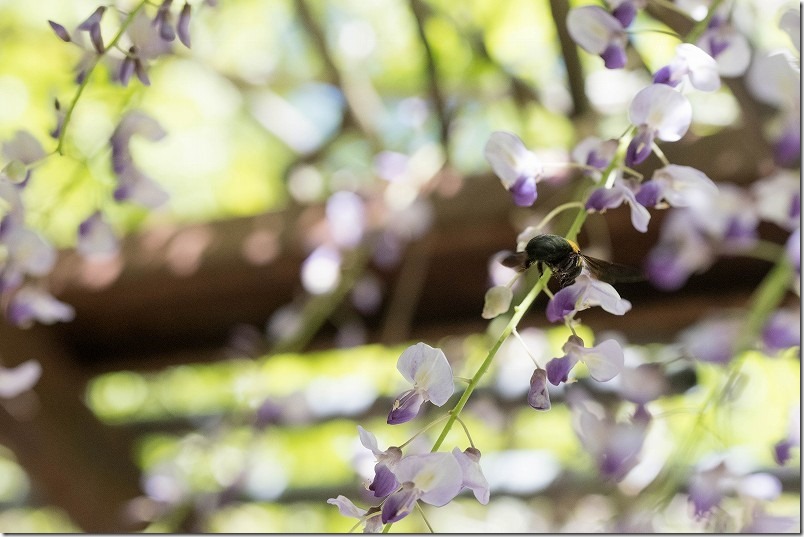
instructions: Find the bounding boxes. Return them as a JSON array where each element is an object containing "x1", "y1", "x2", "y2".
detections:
[
  {"x1": 394, "y1": 453, "x2": 463, "y2": 506},
  {"x1": 567, "y1": 6, "x2": 623, "y2": 54},
  {"x1": 676, "y1": 43, "x2": 720, "y2": 92},
  {"x1": 0, "y1": 360, "x2": 42, "y2": 398},
  {"x1": 327, "y1": 495, "x2": 366, "y2": 519},
  {"x1": 628, "y1": 84, "x2": 692, "y2": 141},
  {"x1": 483, "y1": 132, "x2": 541, "y2": 188},
  {"x1": 580, "y1": 339, "x2": 624, "y2": 382},
  {"x1": 396, "y1": 343, "x2": 454, "y2": 406},
  {"x1": 357, "y1": 425, "x2": 382, "y2": 456}
]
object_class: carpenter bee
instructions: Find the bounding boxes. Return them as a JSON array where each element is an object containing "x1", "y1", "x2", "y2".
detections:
[{"x1": 501, "y1": 234, "x2": 643, "y2": 288}]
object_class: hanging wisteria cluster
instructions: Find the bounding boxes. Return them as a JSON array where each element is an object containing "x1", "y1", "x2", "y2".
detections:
[{"x1": 329, "y1": 0, "x2": 800, "y2": 532}]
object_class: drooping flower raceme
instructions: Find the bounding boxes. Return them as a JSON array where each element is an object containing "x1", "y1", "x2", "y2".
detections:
[
  {"x1": 388, "y1": 343, "x2": 454, "y2": 424},
  {"x1": 546, "y1": 274, "x2": 632, "y2": 323},
  {"x1": 653, "y1": 43, "x2": 720, "y2": 92},
  {"x1": 626, "y1": 84, "x2": 692, "y2": 166},
  {"x1": 381, "y1": 452, "x2": 463, "y2": 523},
  {"x1": 567, "y1": 6, "x2": 628, "y2": 69},
  {"x1": 484, "y1": 132, "x2": 543, "y2": 206},
  {"x1": 545, "y1": 335, "x2": 625, "y2": 385}
]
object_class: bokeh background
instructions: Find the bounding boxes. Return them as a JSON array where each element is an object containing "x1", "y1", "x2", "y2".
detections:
[{"x1": 0, "y1": 0, "x2": 799, "y2": 532}]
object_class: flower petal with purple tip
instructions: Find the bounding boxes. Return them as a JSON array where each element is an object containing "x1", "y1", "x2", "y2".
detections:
[{"x1": 629, "y1": 84, "x2": 692, "y2": 142}]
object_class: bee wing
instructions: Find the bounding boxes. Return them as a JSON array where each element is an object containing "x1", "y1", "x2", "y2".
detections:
[
  {"x1": 501, "y1": 251, "x2": 529, "y2": 272},
  {"x1": 580, "y1": 255, "x2": 643, "y2": 284}
]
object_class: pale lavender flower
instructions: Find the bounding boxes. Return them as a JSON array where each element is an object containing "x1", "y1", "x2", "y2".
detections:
[
  {"x1": 645, "y1": 211, "x2": 713, "y2": 290},
  {"x1": 779, "y1": 8, "x2": 801, "y2": 54},
  {"x1": 113, "y1": 166, "x2": 169, "y2": 208},
  {"x1": 653, "y1": 44, "x2": 720, "y2": 92},
  {"x1": 452, "y1": 447, "x2": 490, "y2": 504},
  {"x1": 606, "y1": 0, "x2": 645, "y2": 28},
  {"x1": 741, "y1": 506, "x2": 800, "y2": 533},
  {"x1": 3, "y1": 227, "x2": 57, "y2": 278},
  {"x1": 526, "y1": 368, "x2": 551, "y2": 410},
  {"x1": 568, "y1": 389, "x2": 647, "y2": 480},
  {"x1": 7, "y1": 286, "x2": 75, "y2": 327},
  {"x1": 696, "y1": 15, "x2": 751, "y2": 77},
  {"x1": 618, "y1": 363, "x2": 667, "y2": 405},
  {"x1": 388, "y1": 343, "x2": 454, "y2": 424},
  {"x1": 0, "y1": 359, "x2": 42, "y2": 398},
  {"x1": 679, "y1": 316, "x2": 740, "y2": 364},
  {"x1": 111, "y1": 111, "x2": 167, "y2": 174},
  {"x1": 689, "y1": 458, "x2": 783, "y2": 519},
  {"x1": 484, "y1": 132, "x2": 543, "y2": 206},
  {"x1": 546, "y1": 274, "x2": 632, "y2": 323},
  {"x1": 381, "y1": 452, "x2": 463, "y2": 523},
  {"x1": 3, "y1": 130, "x2": 46, "y2": 169},
  {"x1": 77, "y1": 6, "x2": 106, "y2": 53},
  {"x1": 567, "y1": 6, "x2": 628, "y2": 69},
  {"x1": 482, "y1": 285, "x2": 513, "y2": 319},
  {"x1": 546, "y1": 335, "x2": 624, "y2": 385},
  {"x1": 327, "y1": 495, "x2": 382, "y2": 533},
  {"x1": 154, "y1": 0, "x2": 176, "y2": 42},
  {"x1": 626, "y1": 84, "x2": 692, "y2": 166},
  {"x1": 357, "y1": 426, "x2": 402, "y2": 498},
  {"x1": 635, "y1": 164, "x2": 718, "y2": 209},
  {"x1": 571, "y1": 136, "x2": 618, "y2": 170},
  {"x1": 586, "y1": 176, "x2": 651, "y2": 232},
  {"x1": 77, "y1": 211, "x2": 119, "y2": 258}
]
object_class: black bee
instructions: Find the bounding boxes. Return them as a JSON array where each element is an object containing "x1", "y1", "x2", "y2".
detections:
[{"x1": 501, "y1": 234, "x2": 643, "y2": 288}]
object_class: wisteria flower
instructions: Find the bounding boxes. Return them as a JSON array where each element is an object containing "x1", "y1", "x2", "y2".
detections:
[
  {"x1": 653, "y1": 44, "x2": 720, "y2": 92},
  {"x1": 688, "y1": 458, "x2": 782, "y2": 519},
  {"x1": 2, "y1": 226, "x2": 56, "y2": 280},
  {"x1": 586, "y1": 176, "x2": 651, "y2": 232},
  {"x1": 567, "y1": 6, "x2": 628, "y2": 69},
  {"x1": 645, "y1": 211, "x2": 713, "y2": 290},
  {"x1": 527, "y1": 368, "x2": 551, "y2": 411},
  {"x1": 388, "y1": 343, "x2": 454, "y2": 424},
  {"x1": 381, "y1": 452, "x2": 463, "y2": 523},
  {"x1": 679, "y1": 316, "x2": 741, "y2": 364},
  {"x1": 0, "y1": 359, "x2": 42, "y2": 398},
  {"x1": 545, "y1": 335, "x2": 624, "y2": 385},
  {"x1": 77, "y1": 211, "x2": 119, "y2": 258},
  {"x1": 113, "y1": 166, "x2": 170, "y2": 208},
  {"x1": 452, "y1": 447, "x2": 490, "y2": 504},
  {"x1": 696, "y1": 15, "x2": 751, "y2": 77},
  {"x1": 568, "y1": 388, "x2": 647, "y2": 480},
  {"x1": 626, "y1": 84, "x2": 692, "y2": 166},
  {"x1": 327, "y1": 495, "x2": 382, "y2": 533},
  {"x1": 606, "y1": 0, "x2": 645, "y2": 28},
  {"x1": 2, "y1": 130, "x2": 46, "y2": 185},
  {"x1": 546, "y1": 274, "x2": 632, "y2": 323},
  {"x1": 484, "y1": 132, "x2": 543, "y2": 206},
  {"x1": 635, "y1": 164, "x2": 718, "y2": 209},
  {"x1": 111, "y1": 111, "x2": 167, "y2": 174},
  {"x1": 786, "y1": 228, "x2": 800, "y2": 273},
  {"x1": 7, "y1": 286, "x2": 75, "y2": 327},
  {"x1": 571, "y1": 136, "x2": 618, "y2": 171},
  {"x1": 357, "y1": 426, "x2": 402, "y2": 498}
]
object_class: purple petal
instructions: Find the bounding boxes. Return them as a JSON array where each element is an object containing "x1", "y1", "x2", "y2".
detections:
[
  {"x1": 48, "y1": 20, "x2": 71, "y2": 42},
  {"x1": 612, "y1": 2, "x2": 637, "y2": 27},
  {"x1": 8, "y1": 287, "x2": 75, "y2": 327},
  {"x1": 89, "y1": 23, "x2": 104, "y2": 53},
  {"x1": 527, "y1": 368, "x2": 551, "y2": 410},
  {"x1": 546, "y1": 355, "x2": 576, "y2": 385},
  {"x1": 586, "y1": 185, "x2": 626, "y2": 212},
  {"x1": 546, "y1": 284, "x2": 583, "y2": 322},
  {"x1": 387, "y1": 389, "x2": 425, "y2": 424},
  {"x1": 652, "y1": 65, "x2": 678, "y2": 86},
  {"x1": 625, "y1": 128, "x2": 654, "y2": 166},
  {"x1": 786, "y1": 228, "x2": 800, "y2": 272},
  {"x1": 762, "y1": 309, "x2": 800, "y2": 351},
  {"x1": 381, "y1": 485, "x2": 419, "y2": 523},
  {"x1": 177, "y1": 3, "x2": 192, "y2": 48},
  {"x1": 119, "y1": 56, "x2": 135, "y2": 86},
  {"x1": 78, "y1": 6, "x2": 105, "y2": 31},
  {"x1": 509, "y1": 176, "x2": 538, "y2": 206},
  {"x1": 635, "y1": 180, "x2": 662, "y2": 207},
  {"x1": 370, "y1": 463, "x2": 400, "y2": 498},
  {"x1": 601, "y1": 43, "x2": 627, "y2": 69}
]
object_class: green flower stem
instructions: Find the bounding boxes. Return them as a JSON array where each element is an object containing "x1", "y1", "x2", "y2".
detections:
[
  {"x1": 55, "y1": 1, "x2": 149, "y2": 155},
  {"x1": 430, "y1": 206, "x2": 588, "y2": 454}
]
